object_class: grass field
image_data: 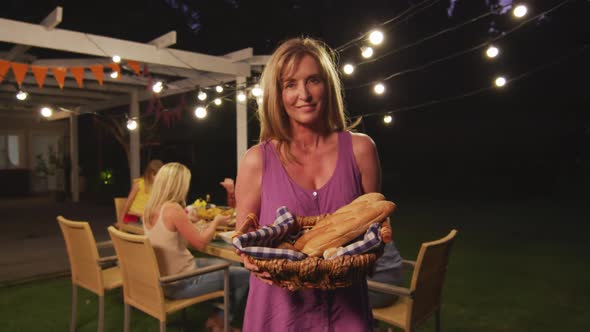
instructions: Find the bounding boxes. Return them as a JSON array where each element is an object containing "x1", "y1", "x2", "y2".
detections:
[{"x1": 1, "y1": 196, "x2": 589, "y2": 331}]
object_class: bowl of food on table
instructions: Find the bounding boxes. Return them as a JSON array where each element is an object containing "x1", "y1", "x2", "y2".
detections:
[{"x1": 187, "y1": 198, "x2": 236, "y2": 232}]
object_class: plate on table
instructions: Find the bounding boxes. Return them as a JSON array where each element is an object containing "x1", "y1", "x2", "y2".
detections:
[{"x1": 216, "y1": 231, "x2": 236, "y2": 244}]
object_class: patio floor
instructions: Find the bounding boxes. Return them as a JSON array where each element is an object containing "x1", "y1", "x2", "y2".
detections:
[{"x1": 0, "y1": 195, "x2": 115, "y2": 285}]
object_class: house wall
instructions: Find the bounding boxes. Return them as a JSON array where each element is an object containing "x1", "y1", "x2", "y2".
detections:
[{"x1": 0, "y1": 113, "x2": 68, "y2": 194}]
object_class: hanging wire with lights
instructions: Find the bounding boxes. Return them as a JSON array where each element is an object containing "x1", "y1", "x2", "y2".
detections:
[
  {"x1": 343, "y1": 0, "x2": 570, "y2": 92},
  {"x1": 348, "y1": 39, "x2": 590, "y2": 121}
]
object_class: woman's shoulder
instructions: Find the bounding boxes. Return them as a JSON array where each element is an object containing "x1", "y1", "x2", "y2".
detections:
[
  {"x1": 160, "y1": 202, "x2": 184, "y2": 217},
  {"x1": 349, "y1": 131, "x2": 377, "y2": 151},
  {"x1": 240, "y1": 143, "x2": 264, "y2": 170}
]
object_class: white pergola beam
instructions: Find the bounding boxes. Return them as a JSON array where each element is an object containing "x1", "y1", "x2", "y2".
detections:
[
  {"x1": 149, "y1": 31, "x2": 177, "y2": 49},
  {"x1": 81, "y1": 76, "x2": 230, "y2": 113},
  {"x1": 32, "y1": 58, "x2": 112, "y2": 67},
  {"x1": 4, "y1": 74, "x2": 148, "y2": 93},
  {"x1": 224, "y1": 48, "x2": 254, "y2": 62},
  {"x1": 0, "y1": 85, "x2": 120, "y2": 100},
  {"x1": 243, "y1": 55, "x2": 271, "y2": 66},
  {"x1": 33, "y1": 57, "x2": 236, "y2": 83},
  {"x1": 0, "y1": 94, "x2": 98, "y2": 107},
  {"x1": 5, "y1": 7, "x2": 62, "y2": 61},
  {"x1": 0, "y1": 17, "x2": 250, "y2": 76},
  {"x1": 41, "y1": 6, "x2": 63, "y2": 29}
]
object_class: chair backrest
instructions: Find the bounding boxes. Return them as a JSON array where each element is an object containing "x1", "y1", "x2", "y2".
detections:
[
  {"x1": 108, "y1": 226, "x2": 167, "y2": 321},
  {"x1": 114, "y1": 197, "x2": 127, "y2": 225},
  {"x1": 57, "y1": 216, "x2": 104, "y2": 295},
  {"x1": 408, "y1": 229, "x2": 458, "y2": 328}
]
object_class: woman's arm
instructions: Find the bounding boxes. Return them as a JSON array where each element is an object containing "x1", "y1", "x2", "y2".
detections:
[
  {"x1": 235, "y1": 145, "x2": 263, "y2": 231},
  {"x1": 234, "y1": 145, "x2": 273, "y2": 284},
  {"x1": 120, "y1": 181, "x2": 139, "y2": 220},
  {"x1": 162, "y1": 202, "x2": 227, "y2": 251},
  {"x1": 351, "y1": 132, "x2": 382, "y2": 193}
]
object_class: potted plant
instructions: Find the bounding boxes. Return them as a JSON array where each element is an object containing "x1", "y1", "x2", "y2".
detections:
[{"x1": 34, "y1": 146, "x2": 65, "y2": 200}]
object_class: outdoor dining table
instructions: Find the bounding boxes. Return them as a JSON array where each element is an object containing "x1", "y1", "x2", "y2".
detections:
[{"x1": 203, "y1": 239, "x2": 242, "y2": 263}]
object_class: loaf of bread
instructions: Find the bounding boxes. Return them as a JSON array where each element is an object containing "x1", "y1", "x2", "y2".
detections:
[
  {"x1": 294, "y1": 193, "x2": 390, "y2": 251},
  {"x1": 295, "y1": 197, "x2": 396, "y2": 257},
  {"x1": 276, "y1": 241, "x2": 296, "y2": 250}
]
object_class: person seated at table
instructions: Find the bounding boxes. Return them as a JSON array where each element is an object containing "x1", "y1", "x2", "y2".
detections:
[
  {"x1": 119, "y1": 159, "x2": 163, "y2": 224},
  {"x1": 367, "y1": 241, "x2": 404, "y2": 308},
  {"x1": 143, "y1": 162, "x2": 249, "y2": 332}
]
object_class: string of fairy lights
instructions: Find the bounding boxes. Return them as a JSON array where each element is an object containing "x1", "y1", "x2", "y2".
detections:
[
  {"x1": 338, "y1": 3, "x2": 531, "y2": 122},
  {"x1": 22, "y1": 1, "x2": 583, "y2": 131}
]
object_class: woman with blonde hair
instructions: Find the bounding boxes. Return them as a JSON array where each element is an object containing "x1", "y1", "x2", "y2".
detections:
[
  {"x1": 119, "y1": 159, "x2": 163, "y2": 224},
  {"x1": 144, "y1": 162, "x2": 249, "y2": 331},
  {"x1": 235, "y1": 37, "x2": 402, "y2": 331}
]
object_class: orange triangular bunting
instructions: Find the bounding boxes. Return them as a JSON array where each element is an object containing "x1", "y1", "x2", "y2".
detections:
[
  {"x1": 31, "y1": 66, "x2": 48, "y2": 88},
  {"x1": 70, "y1": 67, "x2": 85, "y2": 88},
  {"x1": 51, "y1": 67, "x2": 67, "y2": 89},
  {"x1": 11, "y1": 63, "x2": 29, "y2": 87},
  {"x1": 127, "y1": 60, "x2": 141, "y2": 75},
  {"x1": 0, "y1": 60, "x2": 10, "y2": 83},
  {"x1": 106, "y1": 63, "x2": 121, "y2": 80},
  {"x1": 89, "y1": 64, "x2": 104, "y2": 85}
]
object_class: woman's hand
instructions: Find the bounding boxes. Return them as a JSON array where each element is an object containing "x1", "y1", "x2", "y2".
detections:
[
  {"x1": 219, "y1": 178, "x2": 235, "y2": 193},
  {"x1": 239, "y1": 252, "x2": 274, "y2": 286},
  {"x1": 212, "y1": 214, "x2": 232, "y2": 226},
  {"x1": 185, "y1": 206, "x2": 199, "y2": 222}
]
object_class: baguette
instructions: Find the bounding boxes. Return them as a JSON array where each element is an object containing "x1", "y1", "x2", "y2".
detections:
[
  {"x1": 276, "y1": 241, "x2": 296, "y2": 250},
  {"x1": 294, "y1": 193, "x2": 386, "y2": 250},
  {"x1": 300, "y1": 200, "x2": 396, "y2": 257}
]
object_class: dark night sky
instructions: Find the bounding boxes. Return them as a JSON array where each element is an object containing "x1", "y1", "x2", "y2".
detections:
[{"x1": 2, "y1": 0, "x2": 589, "y2": 201}]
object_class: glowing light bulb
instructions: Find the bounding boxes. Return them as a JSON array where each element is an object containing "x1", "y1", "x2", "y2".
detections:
[
  {"x1": 215, "y1": 85, "x2": 224, "y2": 93},
  {"x1": 374, "y1": 83, "x2": 385, "y2": 94},
  {"x1": 152, "y1": 81, "x2": 164, "y2": 93},
  {"x1": 251, "y1": 84, "x2": 263, "y2": 97},
  {"x1": 110, "y1": 71, "x2": 119, "y2": 79},
  {"x1": 214, "y1": 98, "x2": 222, "y2": 106},
  {"x1": 383, "y1": 115, "x2": 393, "y2": 124},
  {"x1": 198, "y1": 91, "x2": 207, "y2": 101},
  {"x1": 126, "y1": 119, "x2": 138, "y2": 130},
  {"x1": 343, "y1": 64, "x2": 354, "y2": 75},
  {"x1": 494, "y1": 76, "x2": 507, "y2": 87},
  {"x1": 486, "y1": 45, "x2": 499, "y2": 58},
  {"x1": 40, "y1": 107, "x2": 53, "y2": 117},
  {"x1": 369, "y1": 30, "x2": 384, "y2": 45},
  {"x1": 194, "y1": 106, "x2": 207, "y2": 119},
  {"x1": 237, "y1": 91, "x2": 247, "y2": 103},
  {"x1": 513, "y1": 4, "x2": 528, "y2": 18},
  {"x1": 112, "y1": 55, "x2": 121, "y2": 63},
  {"x1": 361, "y1": 46, "x2": 374, "y2": 58},
  {"x1": 16, "y1": 90, "x2": 28, "y2": 101}
]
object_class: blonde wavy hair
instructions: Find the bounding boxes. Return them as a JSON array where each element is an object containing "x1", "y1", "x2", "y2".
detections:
[
  {"x1": 143, "y1": 159, "x2": 163, "y2": 192},
  {"x1": 143, "y1": 162, "x2": 191, "y2": 228},
  {"x1": 258, "y1": 37, "x2": 351, "y2": 161}
]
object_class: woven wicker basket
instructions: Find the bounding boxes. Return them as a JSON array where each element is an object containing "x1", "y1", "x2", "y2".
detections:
[{"x1": 234, "y1": 213, "x2": 387, "y2": 291}]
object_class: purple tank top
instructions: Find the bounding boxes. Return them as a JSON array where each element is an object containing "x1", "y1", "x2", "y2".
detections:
[
  {"x1": 258, "y1": 130, "x2": 363, "y2": 225},
  {"x1": 242, "y1": 131, "x2": 373, "y2": 332}
]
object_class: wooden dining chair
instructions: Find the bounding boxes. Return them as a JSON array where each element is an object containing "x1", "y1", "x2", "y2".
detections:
[
  {"x1": 57, "y1": 216, "x2": 123, "y2": 332},
  {"x1": 368, "y1": 229, "x2": 458, "y2": 332},
  {"x1": 107, "y1": 226, "x2": 231, "y2": 332},
  {"x1": 113, "y1": 197, "x2": 144, "y2": 235}
]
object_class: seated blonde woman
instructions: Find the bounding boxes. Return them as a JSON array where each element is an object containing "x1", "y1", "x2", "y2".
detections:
[{"x1": 143, "y1": 162, "x2": 249, "y2": 331}]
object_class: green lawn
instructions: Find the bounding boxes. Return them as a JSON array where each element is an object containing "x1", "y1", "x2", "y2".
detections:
[{"x1": 1, "y1": 197, "x2": 589, "y2": 331}]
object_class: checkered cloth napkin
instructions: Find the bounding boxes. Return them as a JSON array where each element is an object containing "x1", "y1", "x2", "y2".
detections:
[{"x1": 232, "y1": 206, "x2": 383, "y2": 261}]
